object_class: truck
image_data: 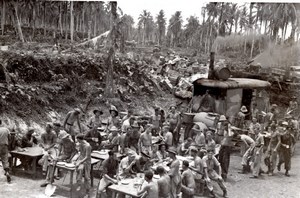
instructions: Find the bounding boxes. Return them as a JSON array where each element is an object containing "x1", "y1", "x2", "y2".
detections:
[{"x1": 272, "y1": 66, "x2": 300, "y2": 82}]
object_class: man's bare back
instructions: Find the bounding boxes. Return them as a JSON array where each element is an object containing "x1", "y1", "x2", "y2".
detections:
[
  {"x1": 140, "y1": 133, "x2": 152, "y2": 146},
  {"x1": 157, "y1": 174, "x2": 170, "y2": 198},
  {"x1": 142, "y1": 181, "x2": 159, "y2": 198}
]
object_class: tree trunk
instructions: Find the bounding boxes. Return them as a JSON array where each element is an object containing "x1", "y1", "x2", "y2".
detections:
[
  {"x1": 250, "y1": 33, "x2": 255, "y2": 59},
  {"x1": 59, "y1": 2, "x2": 63, "y2": 36},
  {"x1": 64, "y1": 2, "x2": 68, "y2": 40},
  {"x1": 31, "y1": 2, "x2": 36, "y2": 39},
  {"x1": 82, "y1": 5, "x2": 85, "y2": 33},
  {"x1": 1, "y1": 0, "x2": 5, "y2": 35},
  {"x1": 70, "y1": 1, "x2": 74, "y2": 42},
  {"x1": 104, "y1": 1, "x2": 117, "y2": 98},
  {"x1": 12, "y1": 1, "x2": 24, "y2": 42},
  {"x1": 43, "y1": 1, "x2": 46, "y2": 36},
  {"x1": 88, "y1": 21, "x2": 92, "y2": 40}
]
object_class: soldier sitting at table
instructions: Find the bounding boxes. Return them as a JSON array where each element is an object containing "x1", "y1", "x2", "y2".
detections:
[
  {"x1": 97, "y1": 150, "x2": 119, "y2": 197},
  {"x1": 40, "y1": 132, "x2": 77, "y2": 187},
  {"x1": 38, "y1": 123, "x2": 58, "y2": 175},
  {"x1": 137, "y1": 170, "x2": 159, "y2": 198},
  {"x1": 19, "y1": 127, "x2": 38, "y2": 170},
  {"x1": 132, "y1": 151, "x2": 152, "y2": 173}
]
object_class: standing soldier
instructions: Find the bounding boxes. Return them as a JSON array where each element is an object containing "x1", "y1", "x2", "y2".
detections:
[
  {"x1": 167, "y1": 147, "x2": 181, "y2": 198},
  {"x1": 63, "y1": 108, "x2": 82, "y2": 141},
  {"x1": 218, "y1": 117, "x2": 234, "y2": 181},
  {"x1": 167, "y1": 105, "x2": 181, "y2": 146},
  {"x1": 151, "y1": 107, "x2": 162, "y2": 136},
  {"x1": 250, "y1": 129, "x2": 264, "y2": 179},
  {"x1": 0, "y1": 119, "x2": 12, "y2": 183},
  {"x1": 266, "y1": 124, "x2": 281, "y2": 176},
  {"x1": 277, "y1": 122, "x2": 296, "y2": 176}
]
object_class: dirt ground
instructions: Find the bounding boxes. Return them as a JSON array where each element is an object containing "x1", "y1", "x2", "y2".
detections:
[{"x1": 1, "y1": 143, "x2": 300, "y2": 198}]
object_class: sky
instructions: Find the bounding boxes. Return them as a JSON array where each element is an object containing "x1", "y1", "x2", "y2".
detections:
[
  {"x1": 118, "y1": 0, "x2": 207, "y2": 27},
  {"x1": 117, "y1": 0, "x2": 300, "y2": 28}
]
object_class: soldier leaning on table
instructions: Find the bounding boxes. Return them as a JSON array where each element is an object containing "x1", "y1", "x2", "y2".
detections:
[
  {"x1": 97, "y1": 150, "x2": 119, "y2": 198},
  {"x1": 0, "y1": 119, "x2": 12, "y2": 183}
]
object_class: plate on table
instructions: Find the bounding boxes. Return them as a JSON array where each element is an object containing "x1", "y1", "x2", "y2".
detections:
[
  {"x1": 121, "y1": 180, "x2": 129, "y2": 185},
  {"x1": 65, "y1": 163, "x2": 75, "y2": 168},
  {"x1": 57, "y1": 162, "x2": 66, "y2": 166}
]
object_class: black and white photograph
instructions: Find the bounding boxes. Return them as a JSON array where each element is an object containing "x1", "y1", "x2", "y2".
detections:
[{"x1": 0, "y1": 0, "x2": 299, "y2": 197}]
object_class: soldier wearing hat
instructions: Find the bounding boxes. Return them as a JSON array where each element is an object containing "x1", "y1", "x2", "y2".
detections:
[
  {"x1": 87, "y1": 108, "x2": 103, "y2": 130},
  {"x1": 132, "y1": 151, "x2": 152, "y2": 173},
  {"x1": 107, "y1": 105, "x2": 121, "y2": 130},
  {"x1": 63, "y1": 107, "x2": 82, "y2": 141},
  {"x1": 277, "y1": 121, "x2": 296, "y2": 176},
  {"x1": 236, "y1": 106, "x2": 248, "y2": 129},
  {"x1": 102, "y1": 126, "x2": 120, "y2": 152}
]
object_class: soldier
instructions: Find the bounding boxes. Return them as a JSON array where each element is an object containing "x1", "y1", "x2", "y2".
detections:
[{"x1": 277, "y1": 122, "x2": 296, "y2": 176}]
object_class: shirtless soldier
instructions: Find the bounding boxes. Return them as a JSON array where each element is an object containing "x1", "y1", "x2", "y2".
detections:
[
  {"x1": 137, "y1": 170, "x2": 159, "y2": 198},
  {"x1": 138, "y1": 124, "x2": 153, "y2": 154},
  {"x1": 156, "y1": 166, "x2": 171, "y2": 198},
  {"x1": 63, "y1": 108, "x2": 82, "y2": 141},
  {"x1": 167, "y1": 106, "x2": 181, "y2": 146}
]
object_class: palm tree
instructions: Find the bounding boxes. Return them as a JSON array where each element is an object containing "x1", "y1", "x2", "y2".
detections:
[
  {"x1": 168, "y1": 11, "x2": 182, "y2": 47},
  {"x1": 156, "y1": 10, "x2": 166, "y2": 45},
  {"x1": 1, "y1": 0, "x2": 6, "y2": 35},
  {"x1": 138, "y1": 10, "x2": 151, "y2": 45}
]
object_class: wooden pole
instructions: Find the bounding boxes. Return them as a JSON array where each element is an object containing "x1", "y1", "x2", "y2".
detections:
[{"x1": 208, "y1": 52, "x2": 215, "y2": 79}]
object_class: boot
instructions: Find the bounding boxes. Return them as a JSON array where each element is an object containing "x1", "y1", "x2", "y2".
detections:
[
  {"x1": 223, "y1": 189, "x2": 228, "y2": 198},
  {"x1": 277, "y1": 164, "x2": 281, "y2": 171},
  {"x1": 6, "y1": 172, "x2": 11, "y2": 183},
  {"x1": 238, "y1": 165, "x2": 247, "y2": 174},
  {"x1": 209, "y1": 190, "x2": 216, "y2": 198},
  {"x1": 285, "y1": 170, "x2": 290, "y2": 177}
]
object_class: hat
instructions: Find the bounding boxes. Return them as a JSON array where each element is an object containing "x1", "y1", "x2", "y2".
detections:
[
  {"x1": 127, "y1": 149, "x2": 137, "y2": 157},
  {"x1": 282, "y1": 121, "x2": 289, "y2": 126},
  {"x1": 28, "y1": 127, "x2": 35, "y2": 132},
  {"x1": 109, "y1": 105, "x2": 118, "y2": 115},
  {"x1": 74, "y1": 108, "x2": 82, "y2": 113},
  {"x1": 59, "y1": 131, "x2": 70, "y2": 139},
  {"x1": 187, "y1": 137, "x2": 193, "y2": 142},
  {"x1": 158, "y1": 143, "x2": 168, "y2": 150},
  {"x1": 131, "y1": 121, "x2": 140, "y2": 128},
  {"x1": 97, "y1": 126, "x2": 106, "y2": 131},
  {"x1": 76, "y1": 134, "x2": 85, "y2": 140},
  {"x1": 219, "y1": 115, "x2": 227, "y2": 121},
  {"x1": 109, "y1": 126, "x2": 119, "y2": 132},
  {"x1": 271, "y1": 104, "x2": 278, "y2": 107},
  {"x1": 190, "y1": 146, "x2": 198, "y2": 152},
  {"x1": 53, "y1": 121, "x2": 61, "y2": 127},
  {"x1": 141, "y1": 151, "x2": 151, "y2": 158},
  {"x1": 285, "y1": 114, "x2": 292, "y2": 119},
  {"x1": 240, "y1": 106, "x2": 248, "y2": 113},
  {"x1": 93, "y1": 109, "x2": 103, "y2": 115},
  {"x1": 167, "y1": 147, "x2": 177, "y2": 155},
  {"x1": 191, "y1": 125, "x2": 202, "y2": 133}
]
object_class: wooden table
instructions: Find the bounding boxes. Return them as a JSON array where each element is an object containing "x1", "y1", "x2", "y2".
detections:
[
  {"x1": 10, "y1": 147, "x2": 44, "y2": 178},
  {"x1": 53, "y1": 158, "x2": 100, "y2": 198},
  {"x1": 91, "y1": 151, "x2": 125, "y2": 161},
  {"x1": 108, "y1": 178, "x2": 144, "y2": 198}
]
